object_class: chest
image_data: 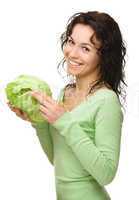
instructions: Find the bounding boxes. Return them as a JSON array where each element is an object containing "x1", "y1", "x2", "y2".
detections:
[
  {"x1": 63, "y1": 95, "x2": 87, "y2": 112},
  {"x1": 62, "y1": 89, "x2": 88, "y2": 112},
  {"x1": 51, "y1": 97, "x2": 98, "y2": 146}
]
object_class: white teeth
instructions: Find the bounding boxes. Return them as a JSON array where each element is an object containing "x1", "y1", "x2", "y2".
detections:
[{"x1": 69, "y1": 60, "x2": 81, "y2": 66}]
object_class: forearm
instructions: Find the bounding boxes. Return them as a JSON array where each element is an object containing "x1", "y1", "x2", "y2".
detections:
[{"x1": 32, "y1": 122, "x2": 54, "y2": 165}]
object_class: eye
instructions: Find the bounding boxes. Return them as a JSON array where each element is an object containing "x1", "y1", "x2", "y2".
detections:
[
  {"x1": 67, "y1": 38, "x2": 74, "y2": 45},
  {"x1": 82, "y1": 47, "x2": 90, "y2": 52}
]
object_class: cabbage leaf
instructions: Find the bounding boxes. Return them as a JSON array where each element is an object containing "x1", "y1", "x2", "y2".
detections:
[{"x1": 5, "y1": 74, "x2": 52, "y2": 123}]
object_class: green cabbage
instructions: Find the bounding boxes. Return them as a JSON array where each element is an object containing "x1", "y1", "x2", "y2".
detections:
[{"x1": 5, "y1": 74, "x2": 52, "y2": 123}]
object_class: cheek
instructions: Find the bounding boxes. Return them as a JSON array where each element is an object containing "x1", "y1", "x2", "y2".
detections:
[
  {"x1": 90, "y1": 54, "x2": 100, "y2": 64},
  {"x1": 86, "y1": 55, "x2": 100, "y2": 69},
  {"x1": 63, "y1": 46, "x2": 70, "y2": 58}
]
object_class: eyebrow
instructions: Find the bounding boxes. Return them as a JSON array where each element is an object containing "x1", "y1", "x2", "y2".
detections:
[{"x1": 69, "y1": 36, "x2": 94, "y2": 49}]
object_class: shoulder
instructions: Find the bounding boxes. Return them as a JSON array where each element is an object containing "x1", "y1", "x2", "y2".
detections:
[
  {"x1": 94, "y1": 89, "x2": 123, "y2": 122},
  {"x1": 102, "y1": 89, "x2": 121, "y2": 107},
  {"x1": 96, "y1": 88, "x2": 120, "y2": 102},
  {"x1": 88, "y1": 88, "x2": 123, "y2": 118},
  {"x1": 88, "y1": 88, "x2": 120, "y2": 105},
  {"x1": 98, "y1": 89, "x2": 122, "y2": 111}
]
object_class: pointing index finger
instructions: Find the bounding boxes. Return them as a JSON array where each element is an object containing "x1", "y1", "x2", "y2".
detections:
[{"x1": 29, "y1": 91, "x2": 56, "y2": 106}]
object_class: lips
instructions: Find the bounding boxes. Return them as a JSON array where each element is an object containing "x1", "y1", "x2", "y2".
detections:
[{"x1": 68, "y1": 59, "x2": 83, "y2": 67}]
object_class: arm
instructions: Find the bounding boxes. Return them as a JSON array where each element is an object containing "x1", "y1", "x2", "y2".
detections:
[
  {"x1": 32, "y1": 122, "x2": 54, "y2": 165},
  {"x1": 31, "y1": 88, "x2": 65, "y2": 166},
  {"x1": 52, "y1": 95, "x2": 123, "y2": 186}
]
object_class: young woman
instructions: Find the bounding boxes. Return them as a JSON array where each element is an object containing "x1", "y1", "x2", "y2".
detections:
[{"x1": 8, "y1": 11, "x2": 127, "y2": 200}]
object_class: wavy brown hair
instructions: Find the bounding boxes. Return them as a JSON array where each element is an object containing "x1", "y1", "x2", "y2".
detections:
[{"x1": 57, "y1": 11, "x2": 127, "y2": 110}]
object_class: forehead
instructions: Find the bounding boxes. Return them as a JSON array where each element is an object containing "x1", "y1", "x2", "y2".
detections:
[
  {"x1": 70, "y1": 23, "x2": 101, "y2": 47},
  {"x1": 71, "y1": 24, "x2": 95, "y2": 40}
]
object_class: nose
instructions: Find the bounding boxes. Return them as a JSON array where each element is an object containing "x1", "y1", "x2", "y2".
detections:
[{"x1": 68, "y1": 45, "x2": 80, "y2": 59}]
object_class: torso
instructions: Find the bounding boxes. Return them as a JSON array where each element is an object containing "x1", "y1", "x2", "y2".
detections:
[
  {"x1": 63, "y1": 87, "x2": 86, "y2": 111},
  {"x1": 62, "y1": 84, "x2": 112, "y2": 112}
]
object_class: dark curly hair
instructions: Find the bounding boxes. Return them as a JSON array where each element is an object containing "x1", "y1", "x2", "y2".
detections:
[{"x1": 57, "y1": 11, "x2": 127, "y2": 110}]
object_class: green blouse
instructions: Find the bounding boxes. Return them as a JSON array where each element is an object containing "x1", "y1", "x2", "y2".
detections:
[{"x1": 32, "y1": 87, "x2": 123, "y2": 200}]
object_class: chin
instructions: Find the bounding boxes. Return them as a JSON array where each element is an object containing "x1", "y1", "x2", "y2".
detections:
[
  {"x1": 67, "y1": 69, "x2": 79, "y2": 77},
  {"x1": 67, "y1": 66, "x2": 84, "y2": 76}
]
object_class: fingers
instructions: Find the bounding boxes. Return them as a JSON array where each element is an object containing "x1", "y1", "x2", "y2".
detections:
[
  {"x1": 20, "y1": 112, "x2": 31, "y2": 121},
  {"x1": 29, "y1": 91, "x2": 56, "y2": 105},
  {"x1": 7, "y1": 102, "x2": 17, "y2": 112},
  {"x1": 7, "y1": 102, "x2": 30, "y2": 121},
  {"x1": 29, "y1": 91, "x2": 57, "y2": 112},
  {"x1": 39, "y1": 104, "x2": 52, "y2": 116},
  {"x1": 7, "y1": 102, "x2": 13, "y2": 109}
]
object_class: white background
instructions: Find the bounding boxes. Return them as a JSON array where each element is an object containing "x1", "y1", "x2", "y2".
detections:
[{"x1": 0, "y1": 0, "x2": 139, "y2": 199}]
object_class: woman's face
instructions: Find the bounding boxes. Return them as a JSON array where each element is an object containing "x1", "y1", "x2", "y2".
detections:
[{"x1": 63, "y1": 23, "x2": 101, "y2": 79}]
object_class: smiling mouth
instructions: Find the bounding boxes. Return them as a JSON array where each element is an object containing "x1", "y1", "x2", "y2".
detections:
[{"x1": 68, "y1": 59, "x2": 83, "y2": 67}]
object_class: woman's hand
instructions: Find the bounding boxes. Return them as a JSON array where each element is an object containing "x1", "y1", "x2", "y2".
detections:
[
  {"x1": 7, "y1": 102, "x2": 31, "y2": 122},
  {"x1": 29, "y1": 91, "x2": 66, "y2": 124}
]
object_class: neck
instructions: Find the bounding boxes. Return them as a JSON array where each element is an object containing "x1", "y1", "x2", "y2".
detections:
[{"x1": 75, "y1": 76, "x2": 100, "y2": 95}]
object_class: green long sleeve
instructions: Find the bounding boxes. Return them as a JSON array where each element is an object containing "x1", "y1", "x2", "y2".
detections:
[
  {"x1": 31, "y1": 89, "x2": 64, "y2": 166},
  {"x1": 52, "y1": 92, "x2": 123, "y2": 186},
  {"x1": 32, "y1": 121, "x2": 54, "y2": 165}
]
